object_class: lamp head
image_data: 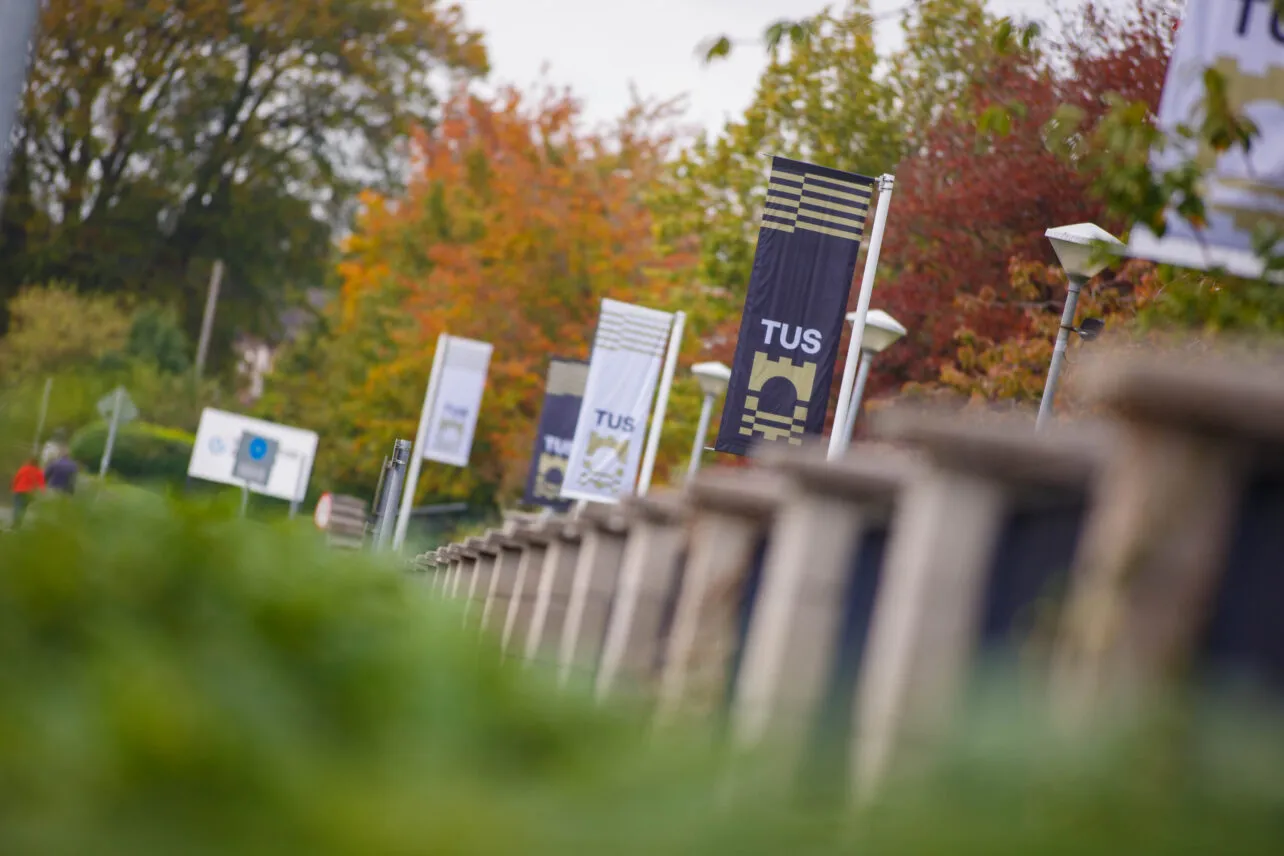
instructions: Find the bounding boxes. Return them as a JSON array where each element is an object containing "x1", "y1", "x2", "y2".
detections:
[
  {"x1": 1045, "y1": 223, "x2": 1124, "y2": 280},
  {"x1": 845, "y1": 308, "x2": 908, "y2": 354},
  {"x1": 1076, "y1": 317, "x2": 1105, "y2": 341},
  {"x1": 691, "y1": 361, "x2": 732, "y2": 398}
]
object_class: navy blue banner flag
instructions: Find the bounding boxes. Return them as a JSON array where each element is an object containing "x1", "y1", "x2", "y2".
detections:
[
  {"x1": 714, "y1": 156, "x2": 877, "y2": 456},
  {"x1": 523, "y1": 358, "x2": 589, "y2": 510}
]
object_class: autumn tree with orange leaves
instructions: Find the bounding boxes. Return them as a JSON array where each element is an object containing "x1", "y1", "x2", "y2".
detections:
[{"x1": 261, "y1": 86, "x2": 701, "y2": 507}]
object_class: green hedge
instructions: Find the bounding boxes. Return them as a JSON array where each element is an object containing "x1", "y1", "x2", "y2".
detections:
[{"x1": 69, "y1": 420, "x2": 194, "y2": 482}]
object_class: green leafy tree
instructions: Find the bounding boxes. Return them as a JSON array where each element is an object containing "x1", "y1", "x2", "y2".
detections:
[
  {"x1": 651, "y1": 0, "x2": 909, "y2": 352},
  {"x1": 261, "y1": 86, "x2": 691, "y2": 504},
  {"x1": 1, "y1": 0, "x2": 487, "y2": 368},
  {"x1": 125, "y1": 305, "x2": 192, "y2": 375},
  {"x1": 0, "y1": 284, "x2": 131, "y2": 377}
]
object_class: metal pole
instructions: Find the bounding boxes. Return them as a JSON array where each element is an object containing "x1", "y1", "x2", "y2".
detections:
[
  {"x1": 1036, "y1": 273, "x2": 1086, "y2": 429},
  {"x1": 375, "y1": 439, "x2": 411, "y2": 551},
  {"x1": 194, "y1": 259, "x2": 224, "y2": 382},
  {"x1": 32, "y1": 375, "x2": 52, "y2": 455},
  {"x1": 686, "y1": 392, "x2": 715, "y2": 480},
  {"x1": 393, "y1": 334, "x2": 449, "y2": 551},
  {"x1": 637, "y1": 310, "x2": 685, "y2": 497},
  {"x1": 840, "y1": 350, "x2": 874, "y2": 450},
  {"x1": 98, "y1": 387, "x2": 123, "y2": 478},
  {"x1": 288, "y1": 453, "x2": 310, "y2": 518},
  {"x1": 240, "y1": 483, "x2": 250, "y2": 518},
  {"x1": 0, "y1": 0, "x2": 41, "y2": 209},
  {"x1": 829, "y1": 174, "x2": 894, "y2": 460}
]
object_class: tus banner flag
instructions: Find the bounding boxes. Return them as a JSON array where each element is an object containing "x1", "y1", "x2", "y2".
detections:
[
  {"x1": 422, "y1": 335, "x2": 493, "y2": 467},
  {"x1": 562, "y1": 299, "x2": 674, "y2": 503},
  {"x1": 1127, "y1": 0, "x2": 1284, "y2": 281},
  {"x1": 714, "y1": 156, "x2": 877, "y2": 456},
  {"x1": 523, "y1": 358, "x2": 589, "y2": 510}
]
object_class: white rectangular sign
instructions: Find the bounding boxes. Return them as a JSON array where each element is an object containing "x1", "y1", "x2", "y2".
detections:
[
  {"x1": 562, "y1": 298, "x2": 673, "y2": 503},
  {"x1": 422, "y1": 335, "x2": 492, "y2": 467},
  {"x1": 1127, "y1": 0, "x2": 1284, "y2": 281},
  {"x1": 188, "y1": 408, "x2": 318, "y2": 502}
]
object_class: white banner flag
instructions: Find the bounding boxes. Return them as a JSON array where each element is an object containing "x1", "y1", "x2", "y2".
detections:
[
  {"x1": 422, "y1": 335, "x2": 492, "y2": 467},
  {"x1": 1126, "y1": 0, "x2": 1284, "y2": 281},
  {"x1": 562, "y1": 298, "x2": 674, "y2": 503}
]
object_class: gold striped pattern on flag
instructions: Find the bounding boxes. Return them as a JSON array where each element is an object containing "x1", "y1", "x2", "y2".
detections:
[
  {"x1": 760, "y1": 168, "x2": 874, "y2": 242},
  {"x1": 595, "y1": 305, "x2": 672, "y2": 359}
]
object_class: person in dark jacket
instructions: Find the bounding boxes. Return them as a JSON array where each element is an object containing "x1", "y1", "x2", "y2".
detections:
[{"x1": 44, "y1": 452, "x2": 78, "y2": 495}]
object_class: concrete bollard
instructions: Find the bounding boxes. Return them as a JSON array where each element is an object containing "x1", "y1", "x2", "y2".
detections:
[
  {"x1": 482, "y1": 531, "x2": 527, "y2": 632},
  {"x1": 1051, "y1": 349, "x2": 1284, "y2": 719},
  {"x1": 463, "y1": 533, "x2": 502, "y2": 622},
  {"x1": 439, "y1": 545, "x2": 463, "y2": 595},
  {"x1": 501, "y1": 522, "x2": 557, "y2": 657},
  {"x1": 655, "y1": 468, "x2": 788, "y2": 725},
  {"x1": 853, "y1": 408, "x2": 1102, "y2": 798},
  {"x1": 596, "y1": 490, "x2": 690, "y2": 701},
  {"x1": 451, "y1": 537, "x2": 483, "y2": 599},
  {"x1": 729, "y1": 441, "x2": 914, "y2": 767},
  {"x1": 524, "y1": 521, "x2": 585, "y2": 666},
  {"x1": 558, "y1": 504, "x2": 632, "y2": 688}
]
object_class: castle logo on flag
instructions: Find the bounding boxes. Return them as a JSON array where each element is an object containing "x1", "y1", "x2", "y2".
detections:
[{"x1": 714, "y1": 156, "x2": 877, "y2": 456}]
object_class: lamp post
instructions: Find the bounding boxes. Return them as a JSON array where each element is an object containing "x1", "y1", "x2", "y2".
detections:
[
  {"x1": 1037, "y1": 223, "x2": 1124, "y2": 429},
  {"x1": 687, "y1": 361, "x2": 731, "y2": 479},
  {"x1": 838, "y1": 309, "x2": 906, "y2": 450}
]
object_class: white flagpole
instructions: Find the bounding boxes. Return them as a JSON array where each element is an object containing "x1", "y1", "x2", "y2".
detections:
[
  {"x1": 828, "y1": 174, "x2": 894, "y2": 460},
  {"x1": 392, "y1": 334, "x2": 450, "y2": 551},
  {"x1": 636, "y1": 310, "x2": 685, "y2": 497}
]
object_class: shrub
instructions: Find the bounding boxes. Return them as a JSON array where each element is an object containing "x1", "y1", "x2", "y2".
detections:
[
  {"x1": 0, "y1": 283, "x2": 132, "y2": 377},
  {"x1": 1, "y1": 496, "x2": 1282, "y2": 855},
  {"x1": 69, "y1": 420, "x2": 194, "y2": 482}
]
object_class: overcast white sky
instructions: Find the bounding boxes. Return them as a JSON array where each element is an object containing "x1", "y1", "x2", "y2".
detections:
[{"x1": 459, "y1": 0, "x2": 1073, "y2": 134}]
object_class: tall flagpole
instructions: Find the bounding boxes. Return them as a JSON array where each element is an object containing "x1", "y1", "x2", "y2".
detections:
[
  {"x1": 392, "y1": 334, "x2": 450, "y2": 551},
  {"x1": 636, "y1": 310, "x2": 685, "y2": 497},
  {"x1": 828, "y1": 174, "x2": 894, "y2": 460}
]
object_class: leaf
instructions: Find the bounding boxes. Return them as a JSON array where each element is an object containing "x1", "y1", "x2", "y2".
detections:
[
  {"x1": 993, "y1": 17, "x2": 1014, "y2": 54},
  {"x1": 1020, "y1": 21, "x2": 1042, "y2": 50},
  {"x1": 701, "y1": 36, "x2": 733, "y2": 63}
]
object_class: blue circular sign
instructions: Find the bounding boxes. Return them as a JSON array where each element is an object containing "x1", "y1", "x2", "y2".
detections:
[{"x1": 249, "y1": 437, "x2": 268, "y2": 460}]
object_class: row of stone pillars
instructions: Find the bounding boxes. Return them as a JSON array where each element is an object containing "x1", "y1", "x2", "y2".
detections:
[{"x1": 413, "y1": 348, "x2": 1284, "y2": 798}]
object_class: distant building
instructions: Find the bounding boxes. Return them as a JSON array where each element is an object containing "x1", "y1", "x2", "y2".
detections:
[{"x1": 234, "y1": 288, "x2": 330, "y2": 405}]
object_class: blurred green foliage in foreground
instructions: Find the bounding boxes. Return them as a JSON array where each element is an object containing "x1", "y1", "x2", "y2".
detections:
[{"x1": 2, "y1": 494, "x2": 1283, "y2": 854}]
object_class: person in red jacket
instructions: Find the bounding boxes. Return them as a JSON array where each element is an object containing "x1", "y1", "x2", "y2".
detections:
[{"x1": 10, "y1": 458, "x2": 45, "y2": 528}]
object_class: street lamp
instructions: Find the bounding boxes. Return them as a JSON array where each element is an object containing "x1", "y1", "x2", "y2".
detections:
[
  {"x1": 838, "y1": 309, "x2": 907, "y2": 449},
  {"x1": 687, "y1": 361, "x2": 731, "y2": 478},
  {"x1": 1036, "y1": 223, "x2": 1124, "y2": 428}
]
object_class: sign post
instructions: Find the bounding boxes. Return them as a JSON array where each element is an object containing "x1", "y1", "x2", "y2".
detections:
[
  {"x1": 32, "y1": 376, "x2": 52, "y2": 456},
  {"x1": 97, "y1": 386, "x2": 138, "y2": 478}
]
